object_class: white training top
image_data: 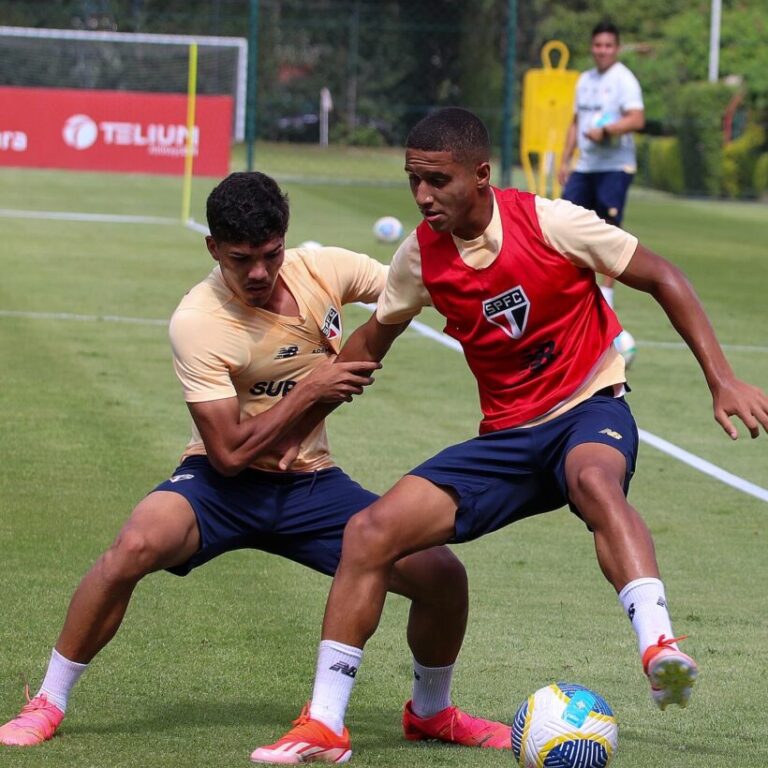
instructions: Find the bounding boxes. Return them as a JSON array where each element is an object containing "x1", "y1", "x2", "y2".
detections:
[{"x1": 573, "y1": 61, "x2": 644, "y2": 173}]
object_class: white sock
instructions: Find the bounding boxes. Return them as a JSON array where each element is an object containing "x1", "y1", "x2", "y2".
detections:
[
  {"x1": 38, "y1": 648, "x2": 88, "y2": 713},
  {"x1": 309, "y1": 640, "x2": 363, "y2": 735},
  {"x1": 411, "y1": 660, "x2": 453, "y2": 718},
  {"x1": 600, "y1": 285, "x2": 615, "y2": 309},
  {"x1": 619, "y1": 578, "x2": 676, "y2": 656}
]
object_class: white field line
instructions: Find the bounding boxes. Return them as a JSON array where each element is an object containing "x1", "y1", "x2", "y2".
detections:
[
  {"x1": 0, "y1": 208, "x2": 177, "y2": 225},
  {"x1": 0, "y1": 309, "x2": 166, "y2": 326},
  {"x1": 1, "y1": 211, "x2": 765, "y2": 501}
]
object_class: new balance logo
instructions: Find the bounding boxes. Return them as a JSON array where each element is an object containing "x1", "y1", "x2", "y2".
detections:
[
  {"x1": 523, "y1": 340, "x2": 559, "y2": 373},
  {"x1": 329, "y1": 662, "x2": 358, "y2": 678},
  {"x1": 599, "y1": 427, "x2": 623, "y2": 440},
  {"x1": 275, "y1": 345, "x2": 299, "y2": 359}
]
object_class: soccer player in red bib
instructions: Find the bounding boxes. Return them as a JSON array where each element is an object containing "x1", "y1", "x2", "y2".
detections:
[{"x1": 254, "y1": 108, "x2": 768, "y2": 762}]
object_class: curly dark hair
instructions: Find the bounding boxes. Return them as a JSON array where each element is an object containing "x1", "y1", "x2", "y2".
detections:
[
  {"x1": 406, "y1": 107, "x2": 490, "y2": 164},
  {"x1": 206, "y1": 172, "x2": 290, "y2": 245}
]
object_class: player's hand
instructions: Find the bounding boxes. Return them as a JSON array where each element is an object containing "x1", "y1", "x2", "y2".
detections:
[
  {"x1": 583, "y1": 126, "x2": 606, "y2": 144},
  {"x1": 277, "y1": 435, "x2": 302, "y2": 471},
  {"x1": 305, "y1": 358, "x2": 381, "y2": 403},
  {"x1": 711, "y1": 377, "x2": 768, "y2": 440},
  {"x1": 557, "y1": 164, "x2": 570, "y2": 187}
]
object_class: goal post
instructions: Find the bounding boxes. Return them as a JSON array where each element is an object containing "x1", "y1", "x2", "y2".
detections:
[
  {"x1": 181, "y1": 42, "x2": 199, "y2": 223},
  {"x1": 0, "y1": 26, "x2": 247, "y2": 142}
]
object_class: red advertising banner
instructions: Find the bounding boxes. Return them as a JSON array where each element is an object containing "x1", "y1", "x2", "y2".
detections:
[{"x1": 0, "y1": 86, "x2": 232, "y2": 176}]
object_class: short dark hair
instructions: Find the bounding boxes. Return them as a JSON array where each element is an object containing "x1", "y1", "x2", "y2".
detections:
[
  {"x1": 592, "y1": 21, "x2": 620, "y2": 42},
  {"x1": 406, "y1": 107, "x2": 490, "y2": 164},
  {"x1": 206, "y1": 172, "x2": 290, "y2": 245}
]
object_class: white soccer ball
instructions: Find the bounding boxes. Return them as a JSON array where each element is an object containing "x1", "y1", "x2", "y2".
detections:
[
  {"x1": 298, "y1": 240, "x2": 323, "y2": 250},
  {"x1": 372, "y1": 216, "x2": 403, "y2": 243},
  {"x1": 614, "y1": 330, "x2": 637, "y2": 369},
  {"x1": 512, "y1": 683, "x2": 618, "y2": 768}
]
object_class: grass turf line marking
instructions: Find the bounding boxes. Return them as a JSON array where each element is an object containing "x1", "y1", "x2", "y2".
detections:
[
  {"x1": 0, "y1": 309, "x2": 166, "y2": 326},
  {"x1": 0, "y1": 208, "x2": 177, "y2": 225},
  {"x1": 638, "y1": 429, "x2": 768, "y2": 502}
]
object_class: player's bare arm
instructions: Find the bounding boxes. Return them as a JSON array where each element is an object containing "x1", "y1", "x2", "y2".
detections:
[
  {"x1": 276, "y1": 315, "x2": 410, "y2": 470},
  {"x1": 191, "y1": 358, "x2": 380, "y2": 475},
  {"x1": 558, "y1": 118, "x2": 579, "y2": 186},
  {"x1": 337, "y1": 313, "x2": 411, "y2": 365},
  {"x1": 618, "y1": 243, "x2": 768, "y2": 439}
]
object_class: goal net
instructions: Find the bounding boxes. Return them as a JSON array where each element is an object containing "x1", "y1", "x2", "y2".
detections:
[{"x1": 0, "y1": 25, "x2": 246, "y2": 217}]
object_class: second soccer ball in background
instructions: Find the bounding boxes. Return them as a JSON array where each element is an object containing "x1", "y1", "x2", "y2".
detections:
[
  {"x1": 614, "y1": 330, "x2": 637, "y2": 369},
  {"x1": 373, "y1": 216, "x2": 404, "y2": 243}
]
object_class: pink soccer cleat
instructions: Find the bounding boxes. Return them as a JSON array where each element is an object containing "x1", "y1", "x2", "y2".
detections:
[
  {"x1": 642, "y1": 634, "x2": 699, "y2": 710},
  {"x1": 402, "y1": 699, "x2": 511, "y2": 749},
  {"x1": 0, "y1": 689, "x2": 64, "y2": 746},
  {"x1": 250, "y1": 704, "x2": 352, "y2": 764}
]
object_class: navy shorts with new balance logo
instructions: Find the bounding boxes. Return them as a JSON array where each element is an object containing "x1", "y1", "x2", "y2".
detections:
[
  {"x1": 153, "y1": 456, "x2": 377, "y2": 577},
  {"x1": 409, "y1": 393, "x2": 639, "y2": 543}
]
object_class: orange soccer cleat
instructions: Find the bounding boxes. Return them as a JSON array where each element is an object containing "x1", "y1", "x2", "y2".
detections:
[
  {"x1": 250, "y1": 704, "x2": 352, "y2": 764},
  {"x1": 0, "y1": 688, "x2": 64, "y2": 747},
  {"x1": 402, "y1": 699, "x2": 511, "y2": 749},
  {"x1": 642, "y1": 634, "x2": 699, "y2": 710}
]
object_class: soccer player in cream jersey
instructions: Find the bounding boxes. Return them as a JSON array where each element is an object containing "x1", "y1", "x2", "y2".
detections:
[
  {"x1": 0, "y1": 172, "x2": 511, "y2": 759},
  {"x1": 255, "y1": 107, "x2": 768, "y2": 763},
  {"x1": 558, "y1": 21, "x2": 645, "y2": 310}
]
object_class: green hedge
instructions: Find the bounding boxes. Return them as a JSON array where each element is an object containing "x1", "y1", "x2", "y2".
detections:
[
  {"x1": 673, "y1": 81, "x2": 738, "y2": 196},
  {"x1": 721, "y1": 123, "x2": 766, "y2": 198},
  {"x1": 754, "y1": 152, "x2": 768, "y2": 198},
  {"x1": 646, "y1": 136, "x2": 684, "y2": 194},
  {"x1": 636, "y1": 84, "x2": 768, "y2": 198}
]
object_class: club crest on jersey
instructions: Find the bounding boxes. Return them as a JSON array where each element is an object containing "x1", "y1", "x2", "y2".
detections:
[
  {"x1": 321, "y1": 306, "x2": 342, "y2": 341},
  {"x1": 483, "y1": 286, "x2": 530, "y2": 339}
]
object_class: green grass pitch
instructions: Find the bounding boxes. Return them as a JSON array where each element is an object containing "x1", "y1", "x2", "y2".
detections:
[{"x1": 0, "y1": 159, "x2": 766, "y2": 768}]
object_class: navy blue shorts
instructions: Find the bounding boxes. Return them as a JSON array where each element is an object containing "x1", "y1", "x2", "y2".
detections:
[
  {"x1": 409, "y1": 394, "x2": 639, "y2": 543},
  {"x1": 562, "y1": 171, "x2": 634, "y2": 225},
  {"x1": 153, "y1": 456, "x2": 377, "y2": 577}
]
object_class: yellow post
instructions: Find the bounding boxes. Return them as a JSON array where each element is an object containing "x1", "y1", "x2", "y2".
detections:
[
  {"x1": 181, "y1": 41, "x2": 199, "y2": 223},
  {"x1": 520, "y1": 40, "x2": 578, "y2": 198}
]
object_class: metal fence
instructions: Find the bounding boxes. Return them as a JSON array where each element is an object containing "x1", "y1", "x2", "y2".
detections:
[{"x1": 0, "y1": 0, "x2": 518, "y2": 185}]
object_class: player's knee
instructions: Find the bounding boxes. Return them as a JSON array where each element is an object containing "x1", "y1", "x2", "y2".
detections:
[
  {"x1": 569, "y1": 463, "x2": 625, "y2": 513},
  {"x1": 343, "y1": 508, "x2": 404, "y2": 566},
  {"x1": 420, "y1": 546, "x2": 467, "y2": 594},
  {"x1": 101, "y1": 528, "x2": 159, "y2": 583},
  {"x1": 389, "y1": 547, "x2": 468, "y2": 607}
]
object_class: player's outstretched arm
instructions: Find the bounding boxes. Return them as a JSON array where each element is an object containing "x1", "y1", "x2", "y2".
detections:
[
  {"x1": 336, "y1": 312, "x2": 411, "y2": 366},
  {"x1": 276, "y1": 314, "x2": 411, "y2": 470},
  {"x1": 617, "y1": 243, "x2": 768, "y2": 439},
  {"x1": 190, "y1": 358, "x2": 380, "y2": 476}
]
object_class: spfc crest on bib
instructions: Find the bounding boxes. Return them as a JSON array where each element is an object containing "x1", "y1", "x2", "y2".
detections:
[
  {"x1": 483, "y1": 286, "x2": 530, "y2": 339},
  {"x1": 321, "y1": 306, "x2": 342, "y2": 340}
]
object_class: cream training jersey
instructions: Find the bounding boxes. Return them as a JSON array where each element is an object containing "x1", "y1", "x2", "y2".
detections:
[
  {"x1": 377, "y1": 193, "x2": 638, "y2": 427},
  {"x1": 573, "y1": 61, "x2": 644, "y2": 173},
  {"x1": 170, "y1": 246, "x2": 387, "y2": 473}
]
